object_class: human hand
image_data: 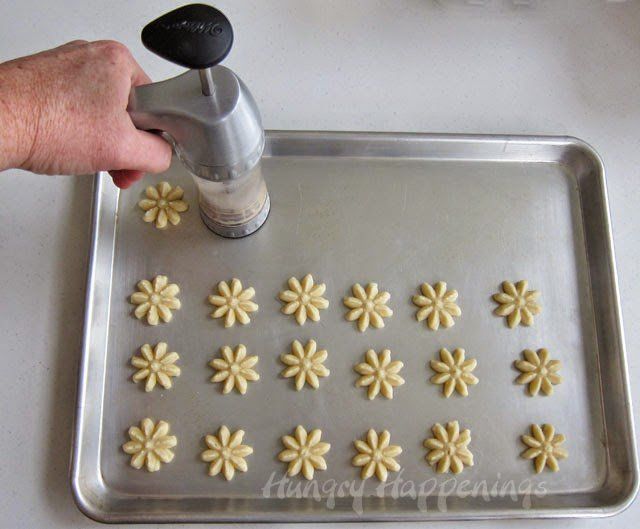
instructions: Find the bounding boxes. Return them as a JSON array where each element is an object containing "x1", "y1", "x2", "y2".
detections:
[{"x1": 0, "y1": 40, "x2": 171, "y2": 188}]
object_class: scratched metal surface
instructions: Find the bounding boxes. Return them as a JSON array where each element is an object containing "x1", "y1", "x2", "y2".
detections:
[{"x1": 71, "y1": 132, "x2": 637, "y2": 522}]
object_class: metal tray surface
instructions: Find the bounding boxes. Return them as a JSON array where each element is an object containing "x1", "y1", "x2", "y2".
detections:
[{"x1": 72, "y1": 131, "x2": 637, "y2": 522}]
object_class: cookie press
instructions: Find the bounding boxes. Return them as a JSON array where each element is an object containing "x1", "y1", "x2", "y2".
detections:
[{"x1": 128, "y1": 4, "x2": 268, "y2": 238}]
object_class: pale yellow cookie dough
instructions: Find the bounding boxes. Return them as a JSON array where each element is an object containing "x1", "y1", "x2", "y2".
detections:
[
  {"x1": 278, "y1": 425, "x2": 330, "y2": 480},
  {"x1": 131, "y1": 342, "x2": 181, "y2": 392},
  {"x1": 201, "y1": 425, "x2": 253, "y2": 480},
  {"x1": 280, "y1": 339, "x2": 330, "y2": 390},
  {"x1": 122, "y1": 418, "x2": 177, "y2": 472},
  {"x1": 424, "y1": 421, "x2": 473, "y2": 474},
  {"x1": 138, "y1": 181, "x2": 189, "y2": 229},
  {"x1": 343, "y1": 282, "x2": 393, "y2": 332},
  {"x1": 521, "y1": 423, "x2": 568, "y2": 473},
  {"x1": 352, "y1": 429, "x2": 402, "y2": 482},
  {"x1": 279, "y1": 274, "x2": 329, "y2": 325},
  {"x1": 515, "y1": 348, "x2": 562, "y2": 396},
  {"x1": 208, "y1": 278, "x2": 258, "y2": 327},
  {"x1": 430, "y1": 348, "x2": 478, "y2": 397},
  {"x1": 354, "y1": 349, "x2": 405, "y2": 400},
  {"x1": 130, "y1": 275, "x2": 181, "y2": 325},
  {"x1": 412, "y1": 281, "x2": 461, "y2": 330},
  {"x1": 209, "y1": 344, "x2": 260, "y2": 395},
  {"x1": 492, "y1": 280, "x2": 541, "y2": 328}
]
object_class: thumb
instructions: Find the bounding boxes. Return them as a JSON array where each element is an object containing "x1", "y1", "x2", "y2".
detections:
[{"x1": 119, "y1": 129, "x2": 172, "y2": 174}]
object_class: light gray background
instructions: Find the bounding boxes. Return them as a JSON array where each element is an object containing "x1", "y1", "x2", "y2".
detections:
[{"x1": 0, "y1": 0, "x2": 638, "y2": 528}]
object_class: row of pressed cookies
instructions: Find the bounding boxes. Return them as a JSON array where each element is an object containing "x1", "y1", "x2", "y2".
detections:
[
  {"x1": 132, "y1": 341, "x2": 562, "y2": 398},
  {"x1": 129, "y1": 274, "x2": 542, "y2": 330},
  {"x1": 122, "y1": 419, "x2": 568, "y2": 478}
]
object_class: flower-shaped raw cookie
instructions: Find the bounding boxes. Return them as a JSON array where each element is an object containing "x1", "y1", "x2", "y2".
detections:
[
  {"x1": 278, "y1": 425, "x2": 331, "y2": 480},
  {"x1": 352, "y1": 429, "x2": 402, "y2": 482},
  {"x1": 424, "y1": 421, "x2": 473, "y2": 474},
  {"x1": 492, "y1": 280, "x2": 541, "y2": 328},
  {"x1": 412, "y1": 281, "x2": 461, "y2": 330},
  {"x1": 209, "y1": 344, "x2": 260, "y2": 395},
  {"x1": 122, "y1": 418, "x2": 177, "y2": 472},
  {"x1": 280, "y1": 339, "x2": 330, "y2": 390},
  {"x1": 131, "y1": 342, "x2": 181, "y2": 392},
  {"x1": 208, "y1": 278, "x2": 258, "y2": 327},
  {"x1": 521, "y1": 423, "x2": 568, "y2": 473},
  {"x1": 138, "y1": 181, "x2": 189, "y2": 229},
  {"x1": 354, "y1": 349, "x2": 405, "y2": 400},
  {"x1": 515, "y1": 348, "x2": 562, "y2": 396},
  {"x1": 279, "y1": 274, "x2": 329, "y2": 325},
  {"x1": 130, "y1": 275, "x2": 181, "y2": 325},
  {"x1": 343, "y1": 282, "x2": 393, "y2": 332},
  {"x1": 430, "y1": 348, "x2": 478, "y2": 398},
  {"x1": 201, "y1": 425, "x2": 254, "y2": 480}
]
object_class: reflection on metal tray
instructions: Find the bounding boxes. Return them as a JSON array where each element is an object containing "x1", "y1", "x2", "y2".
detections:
[{"x1": 72, "y1": 131, "x2": 637, "y2": 522}]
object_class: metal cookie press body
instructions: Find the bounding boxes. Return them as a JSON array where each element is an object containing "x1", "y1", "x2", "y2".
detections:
[{"x1": 128, "y1": 4, "x2": 269, "y2": 238}]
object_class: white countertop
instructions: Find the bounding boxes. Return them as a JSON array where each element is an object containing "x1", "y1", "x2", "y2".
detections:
[{"x1": 0, "y1": 0, "x2": 638, "y2": 527}]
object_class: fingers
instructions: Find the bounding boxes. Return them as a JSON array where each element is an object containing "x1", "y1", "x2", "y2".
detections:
[
  {"x1": 115, "y1": 128, "x2": 173, "y2": 174},
  {"x1": 110, "y1": 169, "x2": 145, "y2": 189}
]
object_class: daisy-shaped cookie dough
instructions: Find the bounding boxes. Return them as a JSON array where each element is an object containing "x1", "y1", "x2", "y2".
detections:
[
  {"x1": 521, "y1": 423, "x2": 568, "y2": 473},
  {"x1": 278, "y1": 425, "x2": 330, "y2": 480},
  {"x1": 429, "y1": 348, "x2": 478, "y2": 398},
  {"x1": 515, "y1": 348, "x2": 562, "y2": 396},
  {"x1": 424, "y1": 420, "x2": 473, "y2": 474},
  {"x1": 131, "y1": 342, "x2": 181, "y2": 392},
  {"x1": 412, "y1": 281, "x2": 461, "y2": 330},
  {"x1": 492, "y1": 280, "x2": 541, "y2": 328},
  {"x1": 343, "y1": 282, "x2": 393, "y2": 332},
  {"x1": 208, "y1": 278, "x2": 259, "y2": 328},
  {"x1": 279, "y1": 274, "x2": 329, "y2": 325},
  {"x1": 280, "y1": 339, "x2": 330, "y2": 390},
  {"x1": 354, "y1": 349, "x2": 405, "y2": 400},
  {"x1": 130, "y1": 275, "x2": 181, "y2": 326},
  {"x1": 122, "y1": 418, "x2": 177, "y2": 472},
  {"x1": 138, "y1": 181, "x2": 189, "y2": 229},
  {"x1": 352, "y1": 429, "x2": 402, "y2": 482},
  {"x1": 201, "y1": 425, "x2": 253, "y2": 480},
  {"x1": 209, "y1": 344, "x2": 260, "y2": 395}
]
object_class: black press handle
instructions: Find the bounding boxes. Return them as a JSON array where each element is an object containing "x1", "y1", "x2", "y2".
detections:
[{"x1": 141, "y1": 4, "x2": 233, "y2": 70}]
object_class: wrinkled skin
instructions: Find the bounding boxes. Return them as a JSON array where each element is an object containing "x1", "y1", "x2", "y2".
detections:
[{"x1": 0, "y1": 40, "x2": 171, "y2": 188}]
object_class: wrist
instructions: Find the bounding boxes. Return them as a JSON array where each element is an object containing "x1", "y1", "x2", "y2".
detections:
[{"x1": 0, "y1": 61, "x2": 39, "y2": 171}]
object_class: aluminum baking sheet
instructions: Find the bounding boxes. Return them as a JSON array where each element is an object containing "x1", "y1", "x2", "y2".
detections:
[{"x1": 72, "y1": 131, "x2": 637, "y2": 522}]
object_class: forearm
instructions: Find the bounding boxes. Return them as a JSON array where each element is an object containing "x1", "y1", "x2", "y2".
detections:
[{"x1": 0, "y1": 60, "x2": 38, "y2": 171}]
